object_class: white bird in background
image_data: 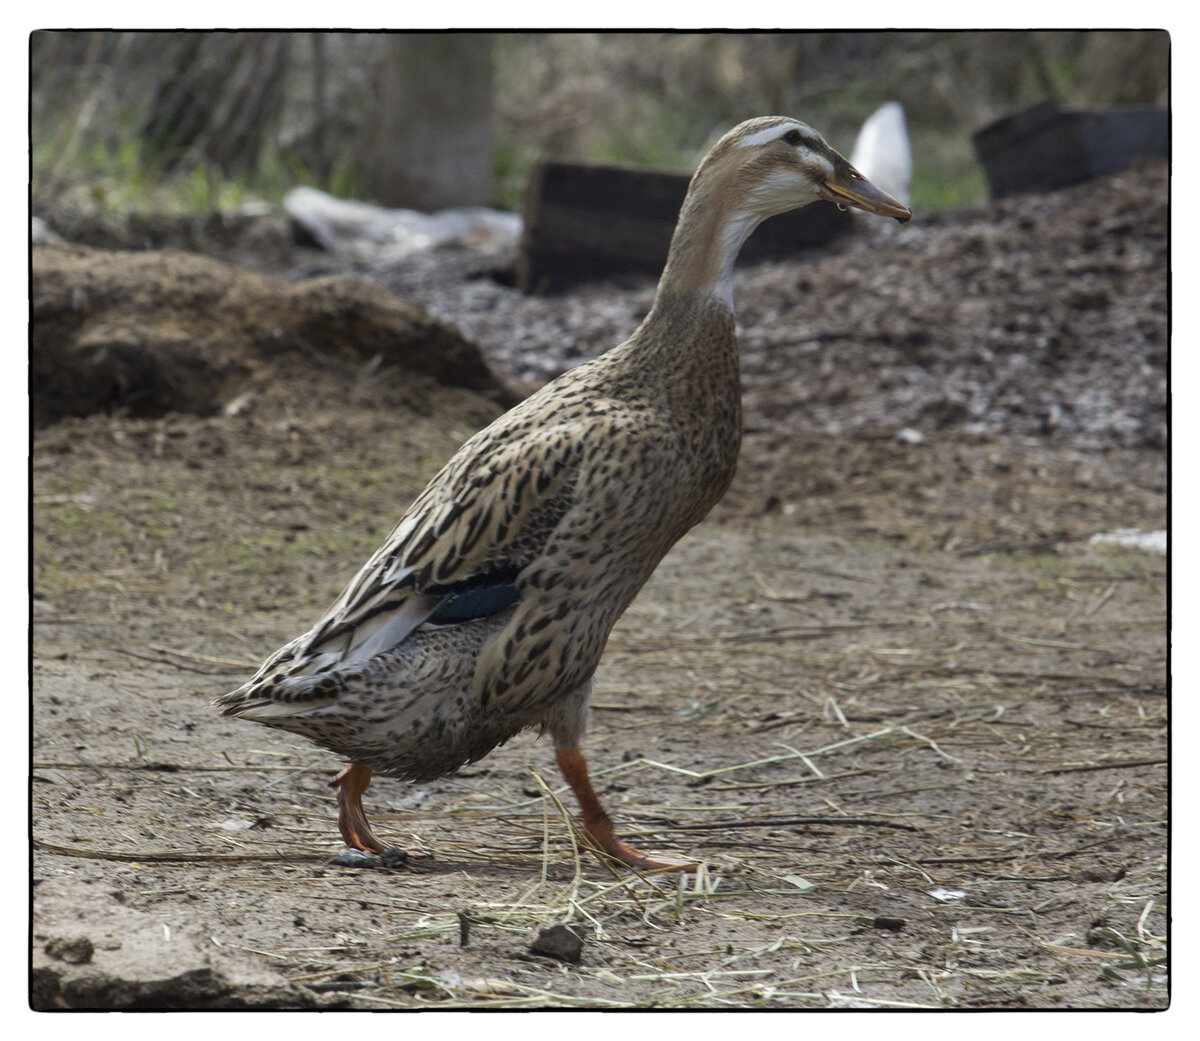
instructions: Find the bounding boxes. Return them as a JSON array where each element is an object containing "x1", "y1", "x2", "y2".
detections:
[{"x1": 851, "y1": 102, "x2": 912, "y2": 206}]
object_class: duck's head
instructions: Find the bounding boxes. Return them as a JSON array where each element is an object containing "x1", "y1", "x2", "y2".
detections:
[
  {"x1": 660, "y1": 115, "x2": 911, "y2": 304},
  {"x1": 706, "y1": 115, "x2": 912, "y2": 224}
]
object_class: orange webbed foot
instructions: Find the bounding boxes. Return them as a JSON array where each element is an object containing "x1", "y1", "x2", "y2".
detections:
[{"x1": 555, "y1": 747, "x2": 699, "y2": 873}]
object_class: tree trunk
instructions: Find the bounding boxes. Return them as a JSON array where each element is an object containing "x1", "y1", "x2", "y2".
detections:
[{"x1": 364, "y1": 33, "x2": 494, "y2": 210}]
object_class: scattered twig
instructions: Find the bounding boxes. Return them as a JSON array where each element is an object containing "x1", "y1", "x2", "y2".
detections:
[
  {"x1": 994, "y1": 630, "x2": 1091, "y2": 651},
  {"x1": 659, "y1": 815, "x2": 919, "y2": 833},
  {"x1": 958, "y1": 533, "x2": 1090, "y2": 557},
  {"x1": 624, "y1": 621, "x2": 910, "y2": 653},
  {"x1": 32, "y1": 760, "x2": 315, "y2": 773},
  {"x1": 715, "y1": 622, "x2": 913, "y2": 646},
  {"x1": 898, "y1": 725, "x2": 963, "y2": 763},
  {"x1": 34, "y1": 838, "x2": 329, "y2": 863},
  {"x1": 1039, "y1": 941, "x2": 1133, "y2": 961},
  {"x1": 111, "y1": 646, "x2": 240, "y2": 675},
  {"x1": 1039, "y1": 757, "x2": 1167, "y2": 776},
  {"x1": 147, "y1": 642, "x2": 257, "y2": 668},
  {"x1": 709, "y1": 768, "x2": 882, "y2": 792}
]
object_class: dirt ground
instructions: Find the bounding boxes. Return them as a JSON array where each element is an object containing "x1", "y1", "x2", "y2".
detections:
[{"x1": 31, "y1": 163, "x2": 1167, "y2": 1009}]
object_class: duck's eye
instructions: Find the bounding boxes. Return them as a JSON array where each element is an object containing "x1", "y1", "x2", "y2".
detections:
[{"x1": 783, "y1": 129, "x2": 802, "y2": 146}]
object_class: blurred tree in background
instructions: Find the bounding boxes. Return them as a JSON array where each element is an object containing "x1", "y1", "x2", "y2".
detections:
[
  {"x1": 31, "y1": 29, "x2": 1169, "y2": 225},
  {"x1": 362, "y1": 34, "x2": 493, "y2": 209}
]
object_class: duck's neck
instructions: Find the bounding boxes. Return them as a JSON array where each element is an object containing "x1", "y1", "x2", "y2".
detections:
[{"x1": 653, "y1": 172, "x2": 764, "y2": 310}]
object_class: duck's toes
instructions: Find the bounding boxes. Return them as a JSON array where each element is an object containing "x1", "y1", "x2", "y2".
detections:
[
  {"x1": 591, "y1": 836, "x2": 700, "y2": 874},
  {"x1": 555, "y1": 747, "x2": 699, "y2": 874},
  {"x1": 332, "y1": 845, "x2": 416, "y2": 869}
]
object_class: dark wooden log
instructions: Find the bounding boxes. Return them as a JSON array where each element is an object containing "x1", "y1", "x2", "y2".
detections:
[
  {"x1": 517, "y1": 159, "x2": 851, "y2": 295},
  {"x1": 972, "y1": 99, "x2": 1168, "y2": 199}
]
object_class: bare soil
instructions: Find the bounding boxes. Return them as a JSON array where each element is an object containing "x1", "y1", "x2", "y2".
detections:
[{"x1": 31, "y1": 164, "x2": 1167, "y2": 1009}]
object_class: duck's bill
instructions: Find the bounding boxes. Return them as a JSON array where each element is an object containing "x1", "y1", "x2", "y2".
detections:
[{"x1": 820, "y1": 155, "x2": 911, "y2": 223}]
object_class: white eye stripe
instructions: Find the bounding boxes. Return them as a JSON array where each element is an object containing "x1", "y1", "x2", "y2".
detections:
[{"x1": 738, "y1": 122, "x2": 805, "y2": 148}]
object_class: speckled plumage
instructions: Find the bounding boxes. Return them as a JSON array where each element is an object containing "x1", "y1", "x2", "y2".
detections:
[
  {"x1": 217, "y1": 291, "x2": 740, "y2": 771},
  {"x1": 216, "y1": 117, "x2": 910, "y2": 866}
]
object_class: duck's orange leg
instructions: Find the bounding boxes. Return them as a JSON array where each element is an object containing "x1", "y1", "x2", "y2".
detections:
[
  {"x1": 332, "y1": 762, "x2": 386, "y2": 853},
  {"x1": 556, "y1": 747, "x2": 697, "y2": 872}
]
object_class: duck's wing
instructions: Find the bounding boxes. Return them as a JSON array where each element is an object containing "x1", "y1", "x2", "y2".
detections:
[
  {"x1": 316, "y1": 425, "x2": 586, "y2": 663},
  {"x1": 220, "y1": 411, "x2": 591, "y2": 707}
]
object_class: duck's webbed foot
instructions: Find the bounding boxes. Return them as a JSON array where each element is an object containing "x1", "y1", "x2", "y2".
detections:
[{"x1": 555, "y1": 747, "x2": 699, "y2": 873}]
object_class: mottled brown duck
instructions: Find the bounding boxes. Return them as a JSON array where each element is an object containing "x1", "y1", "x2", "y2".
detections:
[{"x1": 215, "y1": 116, "x2": 910, "y2": 871}]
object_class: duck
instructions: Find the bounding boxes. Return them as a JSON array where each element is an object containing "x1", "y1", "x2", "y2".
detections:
[{"x1": 215, "y1": 116, "x2": 910, "y2": 872}]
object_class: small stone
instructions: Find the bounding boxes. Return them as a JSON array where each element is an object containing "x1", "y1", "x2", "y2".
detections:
[
  {"x1": 530, "y1": 924, "x2": 585, "y2": 964},
  {"x1": 378, "y1": 846, "x2": 409, "y2": 868},
  {"x1": 331, "y1": 848, "x2": 378, "y2": 868},
  {"x1": 45, "y1": 936, "x2": 94, "y2": 964}
]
